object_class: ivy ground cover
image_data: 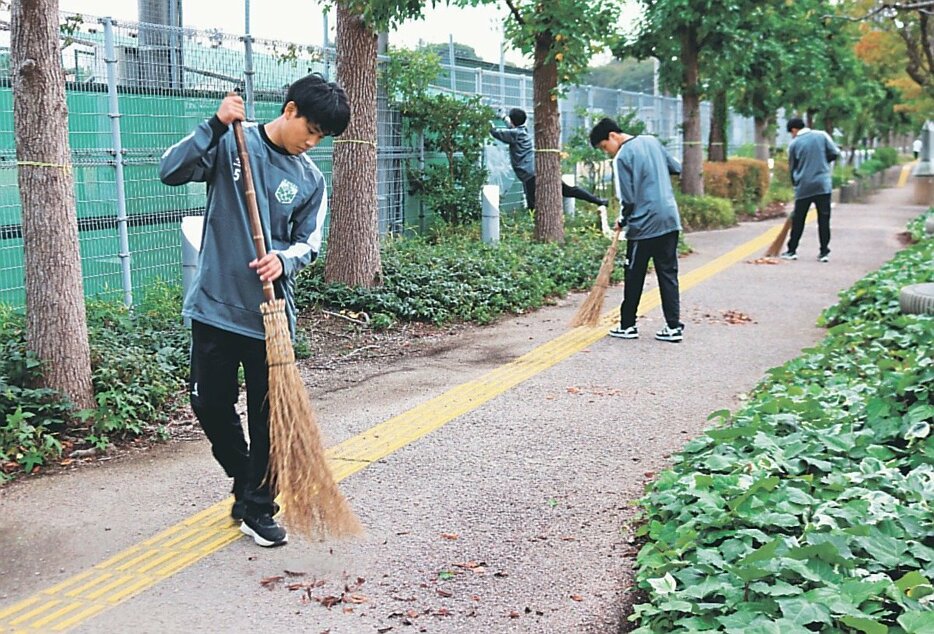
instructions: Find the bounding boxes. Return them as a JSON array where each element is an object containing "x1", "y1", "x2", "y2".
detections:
[{"x1": 629, "y1": 211, "x2": 934, "y2": 633}]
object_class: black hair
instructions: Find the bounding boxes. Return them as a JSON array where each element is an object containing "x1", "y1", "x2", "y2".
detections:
[
  {"x1": 508, "y1": 107, "x2": 527, "y2": 126},
  {"x1": 282, "y1": 73, "x2": 351, "y2": 137},
  {"x1": 786, "y1": 117, "x2": 806, "y2": 133},
  {"x1": 589, "y1": 117, "x2": 622, "y2": 148}
]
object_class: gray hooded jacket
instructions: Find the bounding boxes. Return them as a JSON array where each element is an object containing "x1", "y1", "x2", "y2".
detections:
[
  {"x1": 613, "y1": 135, "x2": 682, "y2": 241},
  {"x1": 160, "y1": 117, "x2": 327, "y2": 340},
  {"x1": 788, "y1": 128, "x2": 840, "y2": 199},
  {"x1": 490, "y1": 124, "x2": 535, "y2": 183}
]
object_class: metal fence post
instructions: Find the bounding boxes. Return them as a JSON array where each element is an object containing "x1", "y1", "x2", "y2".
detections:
[
  {"x1": 449, "y1": 35, "x2": 456, "y2": 93},
  {"x1": 243, "y1": 39, "x2": 255, "y2": 120},
  {"x1": 102, "y1": 17, "x2": 134, "y2": 307}
]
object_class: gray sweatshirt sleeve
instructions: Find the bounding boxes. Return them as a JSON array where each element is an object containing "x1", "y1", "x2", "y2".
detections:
[
  {"x1": 824, "y1": 132, "x2": 840, "y2": 163},
  {"x1": 665, "y1": 149, "x2": 682, "y2": 175},
  {"x1": 616, "y1": 153, "x2": 637, "y2": 220},
  {"x1": 159, "y1": 116, "x2": 228, "y2": 185},
  {"x1": 490, "y1": 127, "x2": 518, "y2": 144}
]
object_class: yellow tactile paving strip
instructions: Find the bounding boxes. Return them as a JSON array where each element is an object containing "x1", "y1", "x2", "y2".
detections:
[{"x1": 0, "y1": 220, "x2": 787, "y2": 632}]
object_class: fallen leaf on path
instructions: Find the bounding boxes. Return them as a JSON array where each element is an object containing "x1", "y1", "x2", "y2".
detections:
[
  {"x1": 508, "y1": 611, "x2": 520, "y2": 619},
  {"x1": 260, "y1": 575, "x2": 284, "y2": 589},
  {"x1": 316, "y1": 595, "x2": 342, "y2": 609},
  {"x1": 284, "y1": 569, "x2": 307, "y2": 577},
  {"x1": 436, "y1": 607, "x2": 451, "y2": 616},
  {"x1": 748, "y1": 257, "x2": 779, "y2": 265},
  {"x1": 437, "y1": 588, "x2": 453, "y2": 598},
  {"x1": 440, "y1": 532, "x2": 459, "y2": 540},
  {"x1": 570, "y1": 594, "x2": 584, "y2": 602}
]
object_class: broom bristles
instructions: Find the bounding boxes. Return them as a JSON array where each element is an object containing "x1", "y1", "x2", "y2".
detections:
[
  {"x1": 570, "y1": 230, "x2": 621, "y2": 328},
  {"x1": 262, "y1": 299, "x2": 363, "y2": 539},
  {"x1": 765, "y1": 216, "x2": 793, "y2": 257}
]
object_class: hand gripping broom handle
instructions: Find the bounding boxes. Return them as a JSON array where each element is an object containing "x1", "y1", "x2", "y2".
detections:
[{"x1": 231, "y1": 119, "x2": 276, "y2": 303}]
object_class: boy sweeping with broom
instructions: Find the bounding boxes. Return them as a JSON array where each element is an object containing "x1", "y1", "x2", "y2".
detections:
[
  {"x1": 160, "y1": 74, "x2": 350, "y2": 546},
  {"x1": 589, "y1": 117, "x2": 685, "y2": 343}
]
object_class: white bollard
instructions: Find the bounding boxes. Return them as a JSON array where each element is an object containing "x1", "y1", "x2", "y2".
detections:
[
  {"x1": 562, "y1": 173, "x2": 575, "y2": 217},
  {"x1": 481, "y1": 185, "x2": 500, "y2": 244}
]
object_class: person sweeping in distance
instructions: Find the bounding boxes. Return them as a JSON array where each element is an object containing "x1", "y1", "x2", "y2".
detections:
[
  {"x1": 779, "y1": 117, "x2": 840, "y2": 263},
  {"x1": 490, "y1": 107, "x2": 610, "y2": 215},
  {"x1": 159, "y1": 74, "x2": 351, "y2": 547},
  {"x1": 589, "y1": 117, "x2": 685, "y2": 343}
]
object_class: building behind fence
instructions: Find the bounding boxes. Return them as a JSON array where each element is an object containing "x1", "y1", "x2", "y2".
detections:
[{"x1": 0, "y1": 12, "x2": 763, "y2": 308}]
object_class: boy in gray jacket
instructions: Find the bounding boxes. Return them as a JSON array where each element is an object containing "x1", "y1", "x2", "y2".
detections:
[
  {"x1": 490, "y1": 107, "x2": 608, "y2": 211},
  {"x1": 590, "y1": 117, "x2": 684, "y2": 342},
  {"x1": 159, "y1": 74, "x2": 350, "y2": 547},
  {"x1": 781, "y1": 117, "x2": 840, "y2": 262}
]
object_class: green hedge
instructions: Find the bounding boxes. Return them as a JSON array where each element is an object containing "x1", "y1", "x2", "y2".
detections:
[
  {"x1": 678, "y1": 194, "x2": 736, "y2": 231},
  {"x1": 629, "y1": 213, "x2": 934, "y2": 633}
]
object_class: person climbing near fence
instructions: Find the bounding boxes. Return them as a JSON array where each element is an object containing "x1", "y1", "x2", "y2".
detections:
[{"x1": 490, "y1": 107, "x2": 609, "y2": 216}]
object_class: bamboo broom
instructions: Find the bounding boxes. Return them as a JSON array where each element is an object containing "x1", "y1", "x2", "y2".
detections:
[
  {"x1": 232, "y1": 119, "x2": 362, "y2": 540},
  {"x1": 569, "y1": 227, "x2": 622, "y2": 328},
  {"x1": 765, "y1": 215, "x2": 793, "y2": 257}
]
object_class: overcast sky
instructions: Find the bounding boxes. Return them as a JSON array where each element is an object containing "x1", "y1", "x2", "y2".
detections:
[{"x1": 55, "y1": 1, "x2": 535, "y2": 66}]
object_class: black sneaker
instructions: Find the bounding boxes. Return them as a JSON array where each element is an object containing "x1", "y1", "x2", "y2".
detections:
[
  {"x1": 231, "y1": 479, "x2": 247, "y2": 522},
  {"x1": 655, "y1": 325, "x2": 684, "y2": 342},
  {"x1": 241, "y1": 511, "x2": 288, "y2": 547},
  {"x1": 779, "y1": 251, "x2": 798, "y2": 260},
  {"x1": 818, "y1": 252, "x2": 830, "y2": 263},
  {"x1": 608, "y1": 325, "x2": 638, "y2": 339}
]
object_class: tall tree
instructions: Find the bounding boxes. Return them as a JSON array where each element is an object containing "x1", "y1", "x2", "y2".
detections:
[
  {"x1": 616, "y1": 0, "x2": 747, "y2": 195},
  {"x1": 476, "y1": 0, "x2": 618, "y2": 242},
  {"x1": 11, "y1": 0, "x2": 94, "y2": 409},
  {"x1": 325, "y1": 1, "x2": 436, "y2": 287}
]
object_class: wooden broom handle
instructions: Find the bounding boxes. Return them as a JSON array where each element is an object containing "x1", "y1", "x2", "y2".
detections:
[{"x1": 231, "y1": 117, "x2": 276, "y2": 303}]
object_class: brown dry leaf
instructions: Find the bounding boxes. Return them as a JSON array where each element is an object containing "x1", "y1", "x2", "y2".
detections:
[
  {"x1": 509, "y1": 610, "x2": 521, "y2": 619},
  {"x1": 317, "y1": 595, "x2": 342, "y2": 608},
  {"x1": 436, "y1": 607, "x2": 451, "y2": 617},
  {"x1": 377, "y1": 627, "x2": 393, "y2": 633},
  {"x1": 471, "y1": 594, "x2": 481, "y2": 602},
  {"x1": 566, "y1": 386, "x2": 581, "y2": 394},
  {"x1": 453, "y1": 561, "x2": 485, "y2": 570},
  {"x1": 570, "y1": 594, "x2": 584, "y2": 602},
  {"x1": 346, "y1": 593, "x2": 368, "y2": 604},
  {"x1": 440, "y1": 532, "x2": 459, "y2": 540},
  {"x1": 748, "y1": 257, "x2": 780, "y2": 265},
  {"x1": 406, "y1": 609, "x2": 420, "y2": 619},
  {"x1": 560, "y1": 535, "x2": 577, "y2": 542},
  {"x1": 260, "y1": 575, "x2": 284, "y2": 589},
  {"x1": 342, "y1": 607, "x2": 354, "y2": 614},
  {"x1": 437, "y1": 588, "x2": 453, "y2": 598},
  {"x1": 59, "y1": 459, "x2": 74, "y2": 466},
  {"x1": 284, "y1": 569, "x2": 307, "y2": 577}
]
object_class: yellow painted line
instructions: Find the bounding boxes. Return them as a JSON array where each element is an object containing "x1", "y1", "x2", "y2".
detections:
[
  {"x1": 898, "y1": 161, "x2": 917, "y2": 187},
  {"x1": 49, "y1": 604, "x2": 107, "y2": 631},
  {"x1": 0, "y1": 220, "x2": 786, "y2": 631}
]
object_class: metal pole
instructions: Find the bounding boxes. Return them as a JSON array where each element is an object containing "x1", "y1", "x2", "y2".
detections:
[
  {"x1": 243, "y1": 0, "x2": 255, "y2": 120},
  {"x1": 499, "y1": 39, "x2": 505, "y2": 108},
  {"x1": 102, "y1": 17, "x2": 134, "y2": 307},
  {"x1": 481, "y1": 185, "x2": 500, "y2": 244},
  {"x1": 322, "y1": 11, "x2": 330, "y2": 81},
  {"x1": 449, "y1": 34, "x2": 456, "y2": 93}
]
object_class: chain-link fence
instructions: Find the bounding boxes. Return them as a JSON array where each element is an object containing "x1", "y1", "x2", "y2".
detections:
[{"x1": 0, "y1": 11, "x2": 761, "y2": 308}]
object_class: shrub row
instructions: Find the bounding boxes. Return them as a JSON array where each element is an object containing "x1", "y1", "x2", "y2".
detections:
[
  {"x1": 629, "y1": 212, "x2": 934, "y2": 632},
  {"x1": 1, "y1": 282, "x2": 189, "y2": 480},
  {"x1": 678, "y1": 194, "x2": 736, "y2": 231},
  {"x1": 296, "y1": 215, "x2": 635, "y2": 326},
  {"x1": 703, "y1": 158, "x2": 770, "y2": 216}
]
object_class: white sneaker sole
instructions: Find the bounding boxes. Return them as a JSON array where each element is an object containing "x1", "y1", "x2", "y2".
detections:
[
  {"x1": 608, "y1": 331, "x2": 638, "y2": 339},
  {"x1": 240, "y1": 521, "x2": 288, "y2": 547},
  {"x1": 655, "y1": 335, "x2": 683, "y2": 343}
]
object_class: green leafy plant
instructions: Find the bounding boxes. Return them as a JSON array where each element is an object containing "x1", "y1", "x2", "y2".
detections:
[
  {"x1": 628, "y1": 212, "x2": 934, "y2": 632},
  {"x1": 677, "y1": 194, "x2": 736, "y2": 231},
  {"x1": 383, "y1": 47, "x2": 495, "y2": 226}
]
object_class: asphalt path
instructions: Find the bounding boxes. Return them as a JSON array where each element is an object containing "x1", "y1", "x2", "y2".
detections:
[{"x1": 0, "y1": 180, "x2": 925, "y2": 633}]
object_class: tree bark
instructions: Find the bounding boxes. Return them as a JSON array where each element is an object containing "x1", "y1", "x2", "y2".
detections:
[
  {"x1": 707, "y1": 89, "x2": 727, "y2": 162},
  {"x1": 325, "y1": 3, "x2": 381, "y2": 287},
  {"x1": 12, "y1": 0, "x2": 94, "y2": 411},
  {"x1": 680, "y1": 28, "x2": 704, "y2": 195},
  {"x1": 754, "y1": 114, "x2": 771, "y2": 162},
  {"x1": 532, "y1": 34, "x2": 563, "y2": 242}
]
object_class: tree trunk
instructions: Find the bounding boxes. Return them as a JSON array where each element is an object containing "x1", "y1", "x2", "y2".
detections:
[
  {"x1": 707, "y1": 89, "x2": 727, "y2": 162},
  {"x1": 532, "y1": 34, "x2": 563, "y2": 242},
  {"x1": 324, "y1": 3, "x2": 381, "y2": 287},
  {"x1": 11, "y1": 0, "x2": 94, "y2": 411},
  {"x1": 754, "y1": 114, "x2": 771, "y2": 162},
  {"x1": 680, "y1": 28, "x2": 704, "y2": 195}
]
